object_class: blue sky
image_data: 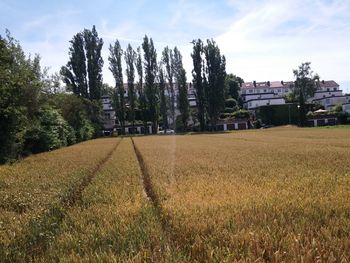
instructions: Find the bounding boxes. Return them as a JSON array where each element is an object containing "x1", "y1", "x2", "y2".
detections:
[{"x1": 1, "y1": 0, "x2": 350, "y2": 92}]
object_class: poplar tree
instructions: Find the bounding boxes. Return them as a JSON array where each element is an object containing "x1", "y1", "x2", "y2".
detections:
[
  {"x1": 204, "y1": 39, "x2": 226, "y2": 130},
  {"x1": 158, "y1": 65, "x2": 168, "y2": 132},
  {"x1": 61, "y1": 26, "x2": 103, "y2": 100},
  {"x1": 125, "y1": 44, "x2": 137, "y2": 132},
  {"x1": 142, "y1": 35, "x2": 158, "y2": 134},
  {"x1": 174, "y1": 47, "x2": 189, "y2": 131},
  {"x1": 109, "y1": 40, "x2": 125, "y2": 133},
  {"x1": 191, "y1": 39, "x2": 206, "y2": 131},
  {"x1": 136, "y1": 46, "x2": 147, "y2": 133},
  {"x1": 162, "y1": 46, "x2": 175, "y2": 128},
  {"x1": 84, "y1": 26, "x2": 104, "y2": 100}
]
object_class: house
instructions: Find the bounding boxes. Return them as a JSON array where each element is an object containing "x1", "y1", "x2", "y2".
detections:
[
  {"x1": 115, "y1": 123, "x2": 153, "y2": 135},
  {"x1": 307, "y1": 114, "x2": 338, "y2": 127},
  {"x1": 241, "y1": 81, "x2": 292, "y2": 110},
  {"x1": 101, "y1": 95, "x2": 116, "y2": 135},
  {"x1": 215, "y1": 118, "x2": 249, "y2": 131},
  {"x1": 308, "y1": 80, "x2": 350, "y2": 113}
]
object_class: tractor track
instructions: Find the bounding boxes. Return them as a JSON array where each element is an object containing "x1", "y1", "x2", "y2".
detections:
[
  {"x1": 5, "y1": 139, "x2": 122, "y2": 262},
  {"x1": 130, "y1": 138, "x2": 176, "y2": 247}
]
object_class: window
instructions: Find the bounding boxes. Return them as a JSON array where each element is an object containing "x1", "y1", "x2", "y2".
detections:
[
  {"x1": 326, "y1": 99, "x2": 330, "y2": 105},
  {"x1": 249, "y1": 89, "x2": 253, "y2": 93},
  {"x1": 278, "y1": 89, "x2": 281, "y2": 92},
  {"x1": 334, "y1": 88, "x2": 337, "y2": 91},
  {"x1": 264, "y1": 89, "x2": 267, "y2": 92},
  {"x1": 327, "y1": 88, "x2": 330, "y2": 92}
]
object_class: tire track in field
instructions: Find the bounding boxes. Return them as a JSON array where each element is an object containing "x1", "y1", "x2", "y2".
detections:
[
  {"x1": 130, "y1": 138, "x2": 177, "y2": 251},
  {"x1": 5, "y1": 139, "x2": 122, "y2": 262}
]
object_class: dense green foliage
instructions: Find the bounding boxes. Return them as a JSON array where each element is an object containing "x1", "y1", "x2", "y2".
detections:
[
  {"x1": 293, "y1": 62, "x2": 320, "y2": 126},
  {"x1": 0, "y1": 32, "x2": 102, "y2": 163},
  {"x1": 257, "y1": 104, "x2": 299, "y2": 125},
  {"x1": 191, "y1": 39, "x2": 227, "y2": 130}
]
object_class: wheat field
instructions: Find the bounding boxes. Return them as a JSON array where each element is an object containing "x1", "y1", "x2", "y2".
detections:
[{"x1": 1, "y1": 127, "x2": 349, "y2": 262}]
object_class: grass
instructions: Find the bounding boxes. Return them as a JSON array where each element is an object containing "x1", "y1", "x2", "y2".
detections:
[{"x1": 1, "y1": 127, "x2": 349, "y2": 261}]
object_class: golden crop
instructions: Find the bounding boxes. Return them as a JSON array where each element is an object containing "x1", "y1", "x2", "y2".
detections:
[
  {"x1": 133, "y1": 127, "x2": 350, "y2": 262},
  {"x1": 0, "y1": 138, "x2": 120, "y2": 260},
  {"x1": 1, "y1": 127, "x2": 349, "y2": 262},
  {"x1": 41, "y1": 138, "x2": 174, "y2": 262}
]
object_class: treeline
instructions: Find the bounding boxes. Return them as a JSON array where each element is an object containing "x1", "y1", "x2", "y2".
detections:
[
  {"x1": 0, "y1": 30, "x2": 102, "y2": 163},
  {"x1": 60, "y1": 26, "x2": 244, "y2": 134},
  {"x1": 0, "y1": 26, "x2": 245, "y2": 163}
]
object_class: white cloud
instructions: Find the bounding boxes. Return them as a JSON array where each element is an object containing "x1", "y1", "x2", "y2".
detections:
[
  {"x1": 212, "y1": 0, "x2": 350, "y2": 86},
  {"x1": 14, "y1": 0, "x2": 350, "y2": 92}
]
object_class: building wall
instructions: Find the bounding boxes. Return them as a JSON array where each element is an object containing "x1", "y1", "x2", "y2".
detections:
[{"x1": 246, "y1": 98, "x2": 285, "y2": 110}]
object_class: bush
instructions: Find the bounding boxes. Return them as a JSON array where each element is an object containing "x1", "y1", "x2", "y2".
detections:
[
  {"x1": 23, "y1": 107, "x2": 76, "y2": 154},
  {"x1": 232, "y1": 109, "x2": 250, "y2": 119},
  {"x1": 336, "y1": 111, "x2": 349, "y2": 124}
]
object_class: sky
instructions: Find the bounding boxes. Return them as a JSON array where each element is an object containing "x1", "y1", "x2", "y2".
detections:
[{"x1": 1, "y1": 0, "x2": 350, "y2": 92}]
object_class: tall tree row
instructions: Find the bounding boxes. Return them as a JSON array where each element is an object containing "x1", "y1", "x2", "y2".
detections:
[
  {"x1": 162, "y1": 47, "x2": 175, "y2": 128},
  {"x1": 191, "y1": 39, "x2": 206, "y2": 131},
  {"x1": 191, "y1": 39, "x2": 226, "y2": 131},
  {"x1": 109, "y1": 40, "x2": 125, "y2": 133},
  {"x1": 142, "y1": 35, "x2": 158, "y2": 134},
  {"x1": 124, "y1": 44, "x2": 137, "y2": 132},
  {"x1": 61, "y1": 25, "x2": 103, "y2": 100},
  {"x1": 173, "y1": 47, "x2": 189, "y2": 131},
  {"x1": 158, "y1": 65, "x2": 168, "y2": 131},
  {"x1": 204, "y1": 39, "x2": 226, "y2": 129}
]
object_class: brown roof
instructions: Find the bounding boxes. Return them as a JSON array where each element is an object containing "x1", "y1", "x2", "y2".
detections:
[
  {"x1": 319, "y1": 80, "x2": 339, "y2": 88},
  {"x1": 242, "y1": 81, "x2": 293, "y2": 89},
  {"x1": 242, "y1": 80, "x2": 338, "y2": 89}
]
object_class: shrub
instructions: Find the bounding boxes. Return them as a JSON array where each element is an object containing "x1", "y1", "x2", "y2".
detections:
[
  {"x1": 232, "y1": 109, "x2": 250, "y2": 119},
  {"x1": 23, "y1": 107, "x2": 76, "y2": 154}
]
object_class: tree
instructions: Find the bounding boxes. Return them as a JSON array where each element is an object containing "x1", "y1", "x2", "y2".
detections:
[
  {"x1": 162, "y1": 46, "x2": 175, "y2": 128},
  {"x1": 48, "y1": 93, "x2": 96, "y2": 142},
  {"x1": 84, "y1": 26, "x2": 104, "y2": 100},
  {"x1": 191, "y1": 39, "x2": 206, "y2": 131},
  {"x1": 142, "y1": 35, "x2": 158, "y2": 134},
  {"x1": 125, "y1": 44, "x2": 137, "y2": 133},
  {"x1": 136, "y1": 46, "x2": 147, "y2": 133},
  {"x1": 293, "y1": 62, "x2": 320, "y2": 126},
  {"x1": 225, "y1": 74, "x2": 243, "y2": 100},
  {"x1": 60, "y1": 25, "x2": 103, "y2": 100},
  {"x1": 0, "y1": 32, "x2": 43, "y2": 163},
  {"x1": 204, "y1": 39, "x2": 226, "y2": 130},
  {"x1": 109, "y1": 39, "x2": 125, "y2": 134},
  {"x1": 158, "y1": 65, "x2": 168, "y2": 131},
  {"x1": 173, "y1": 47, "x2": 189, "y2": 131},
  {"x1": 177, "y1": 68, "x2": 189, "y2": 131}
]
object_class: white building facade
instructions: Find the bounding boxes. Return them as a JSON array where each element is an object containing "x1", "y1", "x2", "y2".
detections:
[
  {"x1": 241, "y1": 81, "x2": 292, "y2": 110},
  {"x1": 308, "y1": 80, "x2": 350, "y2": 113}
]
